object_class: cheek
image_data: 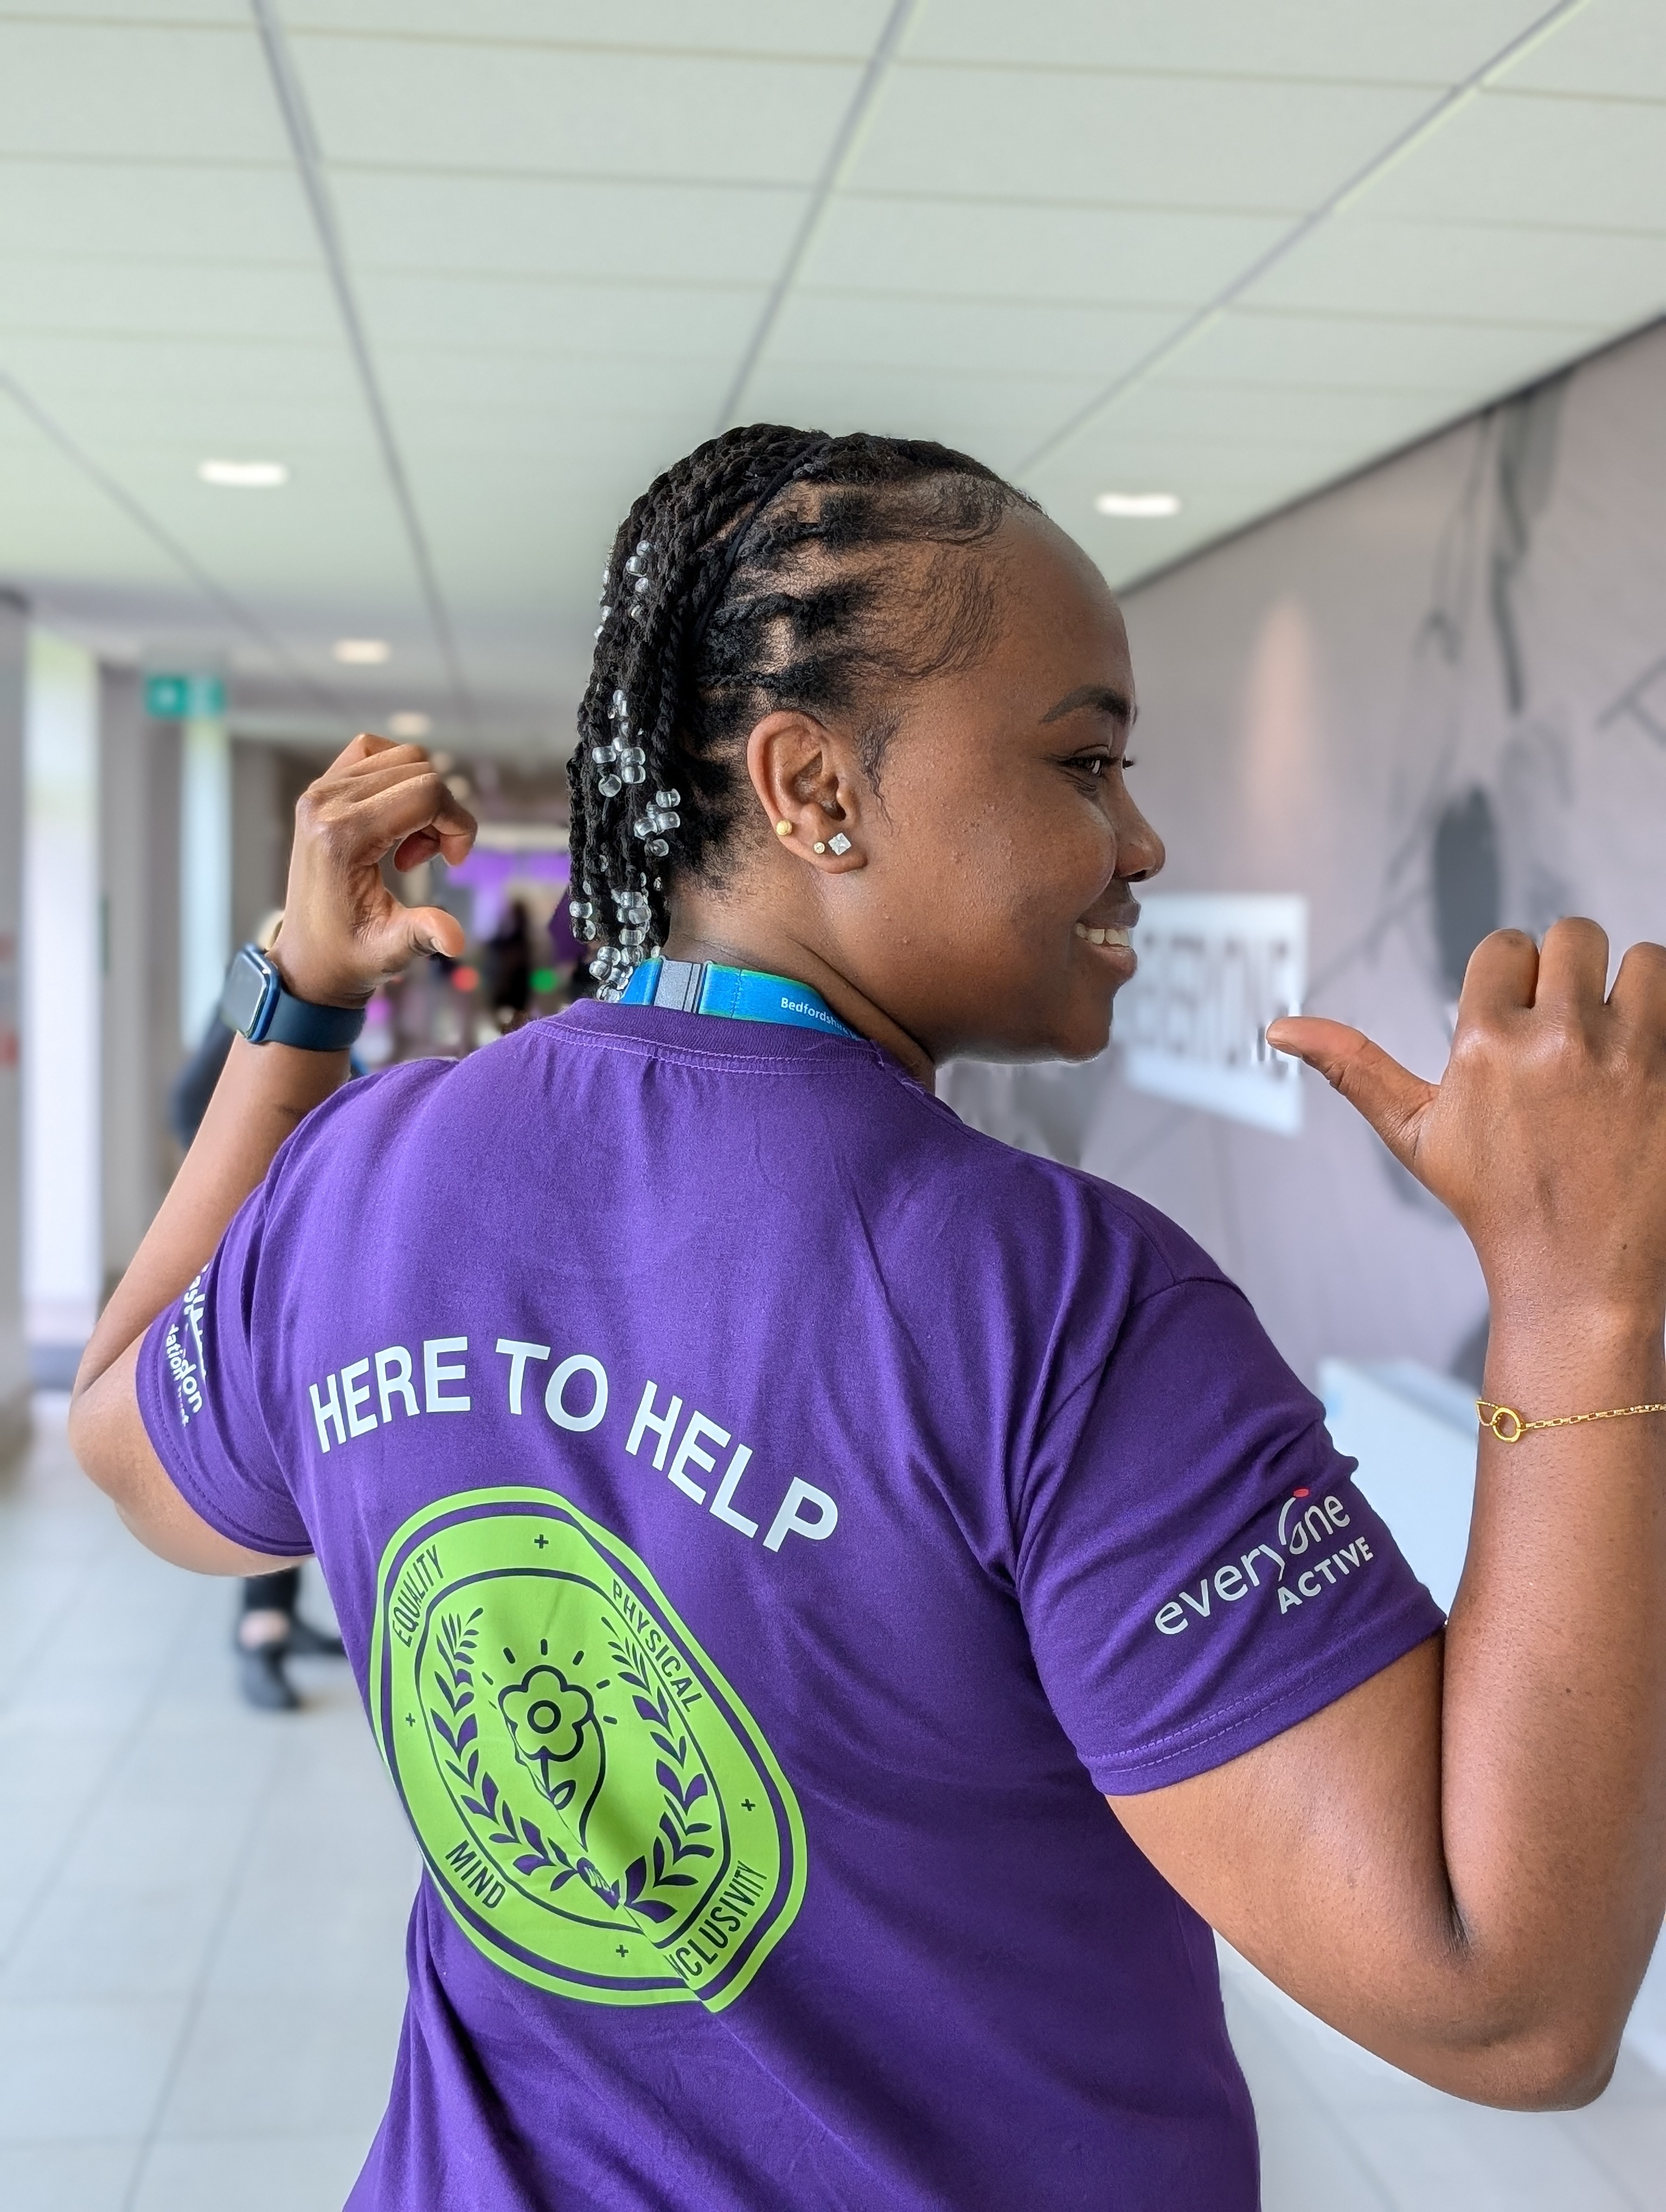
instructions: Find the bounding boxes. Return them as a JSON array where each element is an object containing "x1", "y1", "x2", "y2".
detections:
[{"x1": 980, "y1": 793, "x2": 1116, "y2": 931}]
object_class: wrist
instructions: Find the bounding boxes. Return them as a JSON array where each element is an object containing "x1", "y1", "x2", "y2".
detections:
[
  {"x1": 266, "y1": 942, "x2": 374, "y2": 1012},
  {"x1": 1482, "y1": 1302, "x2": 1665, "y2": 1408}
]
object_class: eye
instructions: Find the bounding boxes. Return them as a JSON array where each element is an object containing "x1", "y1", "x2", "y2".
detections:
[{"x1": 1066, "y1": 749, "x2": 1131, "y2": 782}]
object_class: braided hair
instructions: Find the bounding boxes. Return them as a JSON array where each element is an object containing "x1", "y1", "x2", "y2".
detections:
[{"x1": 567, "y1": 424, "x2": 1035, "y2": 995}]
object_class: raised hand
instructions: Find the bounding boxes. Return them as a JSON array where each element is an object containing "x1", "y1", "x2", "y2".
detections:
[
  {"x1": 269, "y1": 732, "x2": 477, "y2": 1009},
  {"x1": 1269, "y1": 919, "x2": 1666, "y2": 1327}
]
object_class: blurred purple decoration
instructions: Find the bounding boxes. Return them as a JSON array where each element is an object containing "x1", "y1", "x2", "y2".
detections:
[{"x1": 446, "y1": 845, "x2": 569, "y2": 940}]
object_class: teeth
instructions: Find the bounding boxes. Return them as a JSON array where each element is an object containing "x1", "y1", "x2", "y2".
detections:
[{"x1": 1075, "y1": 923, "x2": 1134, "y2": 948}]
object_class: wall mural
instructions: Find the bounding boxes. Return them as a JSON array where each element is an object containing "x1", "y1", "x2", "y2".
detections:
[{"x1": 940, "y1": 316, "x2": 1666, "y2": 1389}]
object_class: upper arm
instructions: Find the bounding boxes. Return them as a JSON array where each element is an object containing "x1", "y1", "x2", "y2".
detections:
[
  {"x1": 69, "y1": 1337, "x2": 309, "y2": 1577},
  {"x1": 1107, "y1": 1635, "x2": 1466, "y2": 2083}
]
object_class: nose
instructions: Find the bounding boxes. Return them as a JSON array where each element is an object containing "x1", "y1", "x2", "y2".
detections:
[{"x1": 1114, "y1": 785, "x2": 1165, "y2": 885}]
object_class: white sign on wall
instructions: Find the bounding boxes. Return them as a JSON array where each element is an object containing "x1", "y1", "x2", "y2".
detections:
[{"x1": 1117, "y1": 892, "x2": 1307, "y2": 1135}]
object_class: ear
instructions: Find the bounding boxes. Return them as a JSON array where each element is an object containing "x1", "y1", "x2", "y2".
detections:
[{"x1": 745, "y1": 709, "x2": 867, "y2": 870}]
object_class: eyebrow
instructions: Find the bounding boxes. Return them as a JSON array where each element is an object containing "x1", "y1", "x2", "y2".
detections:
[{"x1": 1040, "y1": 683, "x2": 1136, "y2": 728}]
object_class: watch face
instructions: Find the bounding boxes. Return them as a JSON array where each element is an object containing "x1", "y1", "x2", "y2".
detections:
[{"x1": 220, "y1": 947, "x2": 275, "y2": 1040}]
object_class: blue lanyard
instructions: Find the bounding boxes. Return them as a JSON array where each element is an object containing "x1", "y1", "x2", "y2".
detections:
[{"x1": 618, "y1": 958, "x2": 857, "y2": 1039}]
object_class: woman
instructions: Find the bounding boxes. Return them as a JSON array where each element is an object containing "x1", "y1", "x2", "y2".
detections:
[{"x1": 71, "y1": 428, "x2": 1666, "y2": 2209}]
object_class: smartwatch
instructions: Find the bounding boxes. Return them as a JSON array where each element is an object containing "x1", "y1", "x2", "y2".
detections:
[{"x1": 219, "y1": 944, "x2": 366, "y2": 1052}]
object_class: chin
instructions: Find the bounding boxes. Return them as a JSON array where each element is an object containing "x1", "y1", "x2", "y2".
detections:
[{"x1": 961, "y1": 996, "x2": 1114, "y2": 1066}]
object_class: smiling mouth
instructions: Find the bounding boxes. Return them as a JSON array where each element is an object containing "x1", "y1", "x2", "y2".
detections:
[{"x1": 1074, "y1": 924, "x2": 1133, "y2": 949}]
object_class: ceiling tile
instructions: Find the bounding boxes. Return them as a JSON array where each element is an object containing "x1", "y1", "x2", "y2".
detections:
[
  {"x1": 803, "y1": 198, "x2": 1290, "y2": 305},
  {"x1": 3, "y1": 331, "x2": 360, "y2": 415},
  {"x1": 357, "y1": 271, "x2": 763, "y2": 359},
  {"x1": 1060, "y1": 375, "x2": 1477, "y2": 455},
  {"x1": 902, "y1": 0, "x2": 1546, "y2": 85},
  {"x1": 0, "y1": 1, "x2": 247, "y2": 23},
  {"x1": 741, "y1": 360, "x2": 1105, "y2": 473},
  {"x1": 854, "y1": 66, "x2": 1433, "y2": 207},
  {"x1": 0, "y1": 255, "x2": 339, "y2": 344},
  {"x1": 0, "y1": 436, "x2": 181, "y2": 584},
  {"x1": 283, "y1": 2, "x2": 891, "y2": 57},
  {"x1": 380, "y1": 354, "x2": 736, "y2": 445},
  {"x1": 767, "y1": 290, "x2": 1179, "y2": 381},
  {"x1": 1153, "y1": 303, "x2": 1606, "y2": 392},
  {"x1": 1359, "y1": 88, "x2": 1666, "y2": 228},
  {"x1": 1247, "y1": 214, "x2": 1666, "y2": 326},
  {"x1": 292, "y1": 33, "x2": 862, "y2": 183},
  {"x1": 335, "y1": 169, "x2": 804, "y2": 286},
  {"x1": 1499, "y1": 0, "x2": 1666, "y2": 101},
  {"x1": 0, "y1": 20, "x2": 287, "y2": 162},
  {"x1": 0, "y1": 160, "x2": 310, "y2": 262}
]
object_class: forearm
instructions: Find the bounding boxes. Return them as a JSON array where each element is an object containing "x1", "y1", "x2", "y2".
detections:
[
  {"x1": 1435, "y1": 1301, "x2": 1666, "y2": 2079},
  {"x1": 76, "y1": 1036, "x2": 349, "y2": 1398},
  {"x1": 64, "y1": 735, "x2": 471, "y2": 1566}
]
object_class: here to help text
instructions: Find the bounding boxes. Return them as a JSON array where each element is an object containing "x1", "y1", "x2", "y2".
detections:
[{"x1": 306, "y1": 1338, "x2": 838, "y2": 1557}]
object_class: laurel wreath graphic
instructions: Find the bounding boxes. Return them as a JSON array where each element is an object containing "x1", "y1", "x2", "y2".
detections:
[{"x1": 426, "y1": 1607, "x2": 715, "y2": 1926}]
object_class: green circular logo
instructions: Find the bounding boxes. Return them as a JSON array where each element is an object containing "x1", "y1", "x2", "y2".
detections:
[{"x1": 370, "y1": 1488, "x2": 806, "y2": 2010}]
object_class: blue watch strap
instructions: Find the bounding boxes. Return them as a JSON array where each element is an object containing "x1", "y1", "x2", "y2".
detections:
[{"x1": 262, "y1": 989, "x2": 366, "y2": 1052}]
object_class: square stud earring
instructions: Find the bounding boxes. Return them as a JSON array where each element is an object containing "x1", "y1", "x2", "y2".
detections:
[{"x1": 828, "y1": 832, "x2": 852, "y2": 856}]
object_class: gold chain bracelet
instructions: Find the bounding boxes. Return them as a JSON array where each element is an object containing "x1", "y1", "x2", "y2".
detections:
[{"x1": 1478, "y1": 1399, "x2": 1666, "y2": 1445}]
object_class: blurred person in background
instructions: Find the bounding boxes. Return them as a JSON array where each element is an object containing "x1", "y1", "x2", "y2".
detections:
[
  {"x1": 170, "y1": 911, "x2": 348, "y2": 1713},
  {"x1": 482, "y1": 895, "x2": 533, "y2": 1031}
]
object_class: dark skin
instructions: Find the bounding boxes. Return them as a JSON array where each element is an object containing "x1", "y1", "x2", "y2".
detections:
[{"x1": 68, "y1": 506, "x2": 1666, "y2": 2111}]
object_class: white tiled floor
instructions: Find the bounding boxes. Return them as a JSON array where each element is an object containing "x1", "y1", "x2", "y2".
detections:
[
  {"x1": 0, "y1": 1397, "x2": 414, "y2": 2212},
  {"x1": 3, "y1": 1396, "x2": 1664, "y2": 2211}
]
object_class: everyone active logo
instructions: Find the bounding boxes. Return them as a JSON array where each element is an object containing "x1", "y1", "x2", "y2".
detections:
[{"x1": 370, "y1": 1486, "x2": 806, "y2": 2010}]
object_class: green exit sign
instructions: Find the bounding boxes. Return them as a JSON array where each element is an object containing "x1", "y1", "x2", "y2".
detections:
[{"x1": 144, "y1": 671, "x2": 226, "y2": 718}]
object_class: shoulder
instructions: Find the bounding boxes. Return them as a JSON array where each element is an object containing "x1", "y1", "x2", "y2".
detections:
[
  {"x1": 886, "y1": 1065, "x2": 1229, "y2": 1301},
  {"x1": 262, "y1": 1053, "x2": 460, "y2": 1199}
]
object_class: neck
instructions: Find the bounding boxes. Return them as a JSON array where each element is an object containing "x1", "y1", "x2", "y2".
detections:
[{"x1": 661, "y1": 918, "x2": 936, "y2": 1092}]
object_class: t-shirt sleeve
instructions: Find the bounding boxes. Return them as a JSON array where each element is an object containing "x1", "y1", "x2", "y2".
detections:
[
  {"x1": 136, "y1": 1181, "x2": 311, "y2": 1559},
  {"x1": 1016, "y1": 1272, "x2": 1445, "y2": 1795}
]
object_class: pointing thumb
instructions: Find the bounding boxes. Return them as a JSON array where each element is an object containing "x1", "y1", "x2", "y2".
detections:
[{"x1": 1266, "y1": 1015, "x2": 1436, "y2": 1172}]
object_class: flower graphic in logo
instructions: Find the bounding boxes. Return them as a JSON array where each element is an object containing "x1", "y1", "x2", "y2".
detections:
[{"x1": 498, "y1": 1663, "x2": 598, "y2": 1809}]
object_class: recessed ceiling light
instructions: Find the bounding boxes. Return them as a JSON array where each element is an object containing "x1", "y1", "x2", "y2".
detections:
[
  {"x1": 387, "y1": 710, "x2": 431, "y2": 738},
  {"x1": 334, "y1": 638, "x2": 391, "y2": 665},
  {"x1": 1095, "y1": 491, "x2": 1181, "y2": 518},
  {"x1": 198, "y1": 459, "x2": 287, "y2": 488}
]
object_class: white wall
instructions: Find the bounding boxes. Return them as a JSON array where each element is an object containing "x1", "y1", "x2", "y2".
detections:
[
  {"x1": 944, "y1": 317, "x2": 1666, "y2": 1387},
  {"x1": 24, "y1": 628, "x2": 99, "y2": 1349},
  {"x1": 180, "y1": 712, "x2": 230, "y2": 1046},
  {"x1": 0, "y1": 597, "x2": 29, "y2": 1445}
]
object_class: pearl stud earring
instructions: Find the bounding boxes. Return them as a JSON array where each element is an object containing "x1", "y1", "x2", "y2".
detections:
[{"x1": 774, "y1": 820, "x2": 793, "y2": 838}]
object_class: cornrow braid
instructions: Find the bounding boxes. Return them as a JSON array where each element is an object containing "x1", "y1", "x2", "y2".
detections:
[{"x1": 567, "y1": 423, "x2": 1035, "y2": 996}]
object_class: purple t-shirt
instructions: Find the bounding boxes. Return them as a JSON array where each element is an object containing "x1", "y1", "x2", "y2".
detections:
[{"x1": 141, "y1": 1001, "x2": 1441, "y2": 2210}]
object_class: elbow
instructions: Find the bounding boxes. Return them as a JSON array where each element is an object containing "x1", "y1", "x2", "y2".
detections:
[
  {"x1": 1458, "y1": 2017, "x2": 1623, "y2": 2112},
  {"x1": 66, "y1": 1379, "x2": 125, "y2": 1507},
  {"x1": 64, "y1": 1388, "x2": 98, "y2": 1480},
  {"x1": 1513, "y1": 2031, "x2": 1620, "y2": 2113}
]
